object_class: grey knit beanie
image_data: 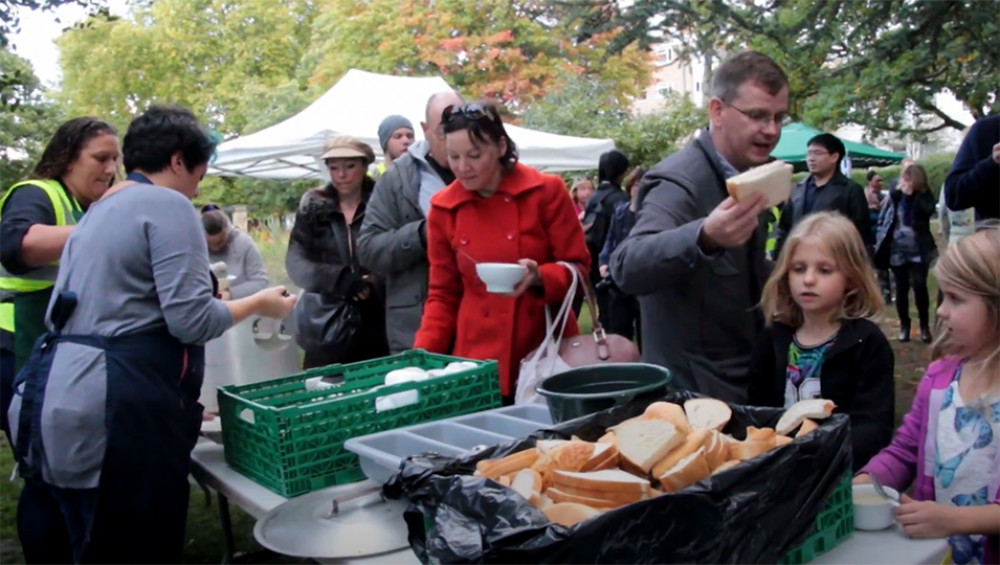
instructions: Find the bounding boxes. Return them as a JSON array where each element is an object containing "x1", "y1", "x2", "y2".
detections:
[{"x1": 377, "y1": 115, "x2": 414, "y2": 150}]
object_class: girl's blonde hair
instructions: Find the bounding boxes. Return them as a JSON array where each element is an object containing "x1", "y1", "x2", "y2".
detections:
[
  {"x1": 761, "y1": 212, "x2": 883, "y2": 327},
  {"x1": 931, "y1": 224, "x2": 1000, "y2": 366}
]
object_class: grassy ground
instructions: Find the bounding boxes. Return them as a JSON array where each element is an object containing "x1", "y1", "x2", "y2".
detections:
[{"x1": 0, "y1": 227, "x2": 942, "y2": 563}]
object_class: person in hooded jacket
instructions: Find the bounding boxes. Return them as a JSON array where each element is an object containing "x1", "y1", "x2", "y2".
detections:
[{"x1": 286, "y1": 137, "x2": 388, "y2": 368}]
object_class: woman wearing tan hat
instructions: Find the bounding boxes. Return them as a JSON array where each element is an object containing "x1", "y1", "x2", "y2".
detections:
[{"x1": 286, "y1": 136, "x2": 388, "y2": 368}]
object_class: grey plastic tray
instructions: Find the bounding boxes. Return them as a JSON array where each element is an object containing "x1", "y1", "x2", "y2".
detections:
[{"x1": 344, "y1": 404, "x2": 553, "y2": 484}]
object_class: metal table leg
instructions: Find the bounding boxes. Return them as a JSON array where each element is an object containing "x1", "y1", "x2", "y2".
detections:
[{"x1": 218, "y1": 493, "x2": 236, "y2": 564}]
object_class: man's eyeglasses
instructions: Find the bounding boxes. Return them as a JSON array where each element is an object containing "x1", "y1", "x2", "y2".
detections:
[{"x1": 723, "y1": 100, "x2": 790, "y2": 128}]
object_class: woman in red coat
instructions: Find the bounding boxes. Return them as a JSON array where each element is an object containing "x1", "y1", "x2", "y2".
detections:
[{"x1": 413, "y1": 102, "x2": 591, "y2": 400}]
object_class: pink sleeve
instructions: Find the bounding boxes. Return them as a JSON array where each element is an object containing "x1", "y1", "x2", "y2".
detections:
[{"x1": 858, "y1": 374, "x2": 932, "y2": 491}]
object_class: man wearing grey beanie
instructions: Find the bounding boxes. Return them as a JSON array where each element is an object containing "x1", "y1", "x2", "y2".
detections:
[{"x1": 373, "y1": 115, "x2": 415, "y2": 179}]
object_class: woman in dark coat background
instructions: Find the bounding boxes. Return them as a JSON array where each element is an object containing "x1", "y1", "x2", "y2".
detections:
[
  {"x1": 875, "y1": 163, "x2": 938, "y2": 343},
  {"x1": 287, "y1": 137, "x2": 388, "y2": 368}
]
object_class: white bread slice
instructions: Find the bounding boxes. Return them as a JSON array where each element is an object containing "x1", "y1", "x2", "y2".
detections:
[
  {"x1": 543, "y1": 502, "x2": 602, "y2": 527},
  {"x1": 511, "y1": 468, "x2": 543, "y2": 501},
  {"x1": 796, "y1": 418, "x2": 820, "y2": 438},
  {"x1": 643, "y1": 402, "x2": 693, "y2": 433},
  {"x1": 651, "y1": 429, "x2": 710, "y2": 478},
  {"x1": 725, "y1": 160, "x2": 794, "y2": 207},
  {"x1": 776, "y1": 399, "x2": 836, "y2": 436},
  {"x1": 657, "y1": 446, "x2": 711, "y2": 493},
  {"x1": 704, "y1": 431, "x2": 729, "y2": 470},
  {"x1": 532, "y1": 441, "x2": 596, "y2": 489},
  {"x1": 684, "y1": 398, "x2": 732, "y2": 432},
  {"x1": 580, "y1": 442, "x2": 620, "y2": 472},
  {"x1": 615, "y1": 418, "x2": 685, "y2": 473},
  {"x1": 550, "y1": 469, "x2": 650, "y2": 496},
  {"x1": 545, "y1": 486, "x2": 628, "y2": 509},
  {"x1": 597, "y1": 431, "x2": 617, "y2": 446}
]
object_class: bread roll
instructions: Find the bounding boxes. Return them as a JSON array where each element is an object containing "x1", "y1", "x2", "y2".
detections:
[
  {"x1": 543, "y1": 503, "x2": 602, "y2": 527},
  {"x1": 643, "y1": 402, "x2": 693, "y2": 433},
  {"x1": 776, "y1": 399, "x2": 835, "y2": 436},
  {"x1": 651, "y1": 429, "x2": 710, "y2": 478},
  {"x1": 657, "y1": 446, "x2": 711, "y2": 493}
]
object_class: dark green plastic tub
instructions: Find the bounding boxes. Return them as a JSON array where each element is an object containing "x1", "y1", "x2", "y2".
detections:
[{"x1": 535, "y1": 363, "x2": 672, "y2": 423}]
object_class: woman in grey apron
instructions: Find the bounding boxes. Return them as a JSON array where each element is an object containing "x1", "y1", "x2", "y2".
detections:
[{"x1": 8, "y1": 106, "x2": 297, "y2": 563}]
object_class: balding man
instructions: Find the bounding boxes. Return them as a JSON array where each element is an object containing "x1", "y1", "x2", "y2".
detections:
[{"x1": 358, "y1": 90, "x2": 464, "y2": 352}]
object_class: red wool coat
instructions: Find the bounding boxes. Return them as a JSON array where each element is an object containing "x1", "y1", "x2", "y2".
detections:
[{"x1": 413, "y1": 163, "x2": 591, "y2": 396}]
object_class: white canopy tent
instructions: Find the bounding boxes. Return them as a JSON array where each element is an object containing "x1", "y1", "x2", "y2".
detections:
[{"x1": 208, "y1": 69, "x2": 615, "y2": 180}]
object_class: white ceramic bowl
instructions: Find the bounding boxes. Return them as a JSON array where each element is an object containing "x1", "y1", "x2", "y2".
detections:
[
  {"x1": 475, "y1": 263, "x2": 527, "y2": 293},
  {"x1": 852, "y1": 483, "x2": 899, "y2": 531}
]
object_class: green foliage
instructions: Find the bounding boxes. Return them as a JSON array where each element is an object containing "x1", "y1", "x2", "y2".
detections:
[
  {"x1": 522, "y1": 74, "x2": 705, "y2": 168},
  {"x1": 0, "y1": 47, "x2": 65, "y2": 189},
  {"x1": 581, "y1": 0, "x2": 999, "y2": 135},
  {"x1": 301, "y1": 0, "x2": 652, "y2": 110},
  {"x1": 918, "y1": 153, "x2": 956, "y2": 199},
  {"x1": 56, "y1": 0, "x2": 317, "y2": 135}
]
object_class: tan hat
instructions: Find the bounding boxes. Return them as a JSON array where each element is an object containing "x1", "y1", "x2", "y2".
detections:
[{"x1": 320, "y1": 136, "x2": 375, "y2": 165}]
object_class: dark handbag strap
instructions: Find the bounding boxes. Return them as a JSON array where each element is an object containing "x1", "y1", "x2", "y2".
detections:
[{"x1": 567, "y1": 263, "x2": 612, "y2": 361}]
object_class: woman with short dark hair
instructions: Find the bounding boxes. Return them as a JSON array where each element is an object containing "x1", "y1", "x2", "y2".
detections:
[
  {"x1": 413, "y1": 102, "x2": 590, "y2": 401},
  {"x1": 0, "y1": 116, "x2": 119, "y2": 564},
  {"x1": 8, "y1": 105, "x2": 297, "y2": 563}
]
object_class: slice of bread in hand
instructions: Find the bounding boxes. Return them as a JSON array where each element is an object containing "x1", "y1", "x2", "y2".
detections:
[
  {"x1": 657, "y1": 446, "x2": 711, "y2": 493},
  {"x1": 796, "y1": 418, "x2": 820, "y2": 438},
  {"x1": 615, "y1": 418, "x2": 685, "y2": 473},
  {"x1": 652, "y1": 429, "x2": 710, "y2": 478},
  {"x1": 550, "y1": 469, "x2": 650, "y2": 497},
  {"x1": 684, "y1": 398, "x2": 732, "y2": 432},
  {"x1": 776, "y1": 398, "x2": 836, "y2": 436},
  {"x1": 725, "y1": 160, "x2": 794, "y2": 207},
  {"x1": 643, "y1": 402, "x2": 693, "y2": 433},
  {"x1": 543, "y1": 503, "x2": 602, "y2": 528}
]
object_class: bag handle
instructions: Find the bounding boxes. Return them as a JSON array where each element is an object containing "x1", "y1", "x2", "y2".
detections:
[
  {"x1": 557, "y1": 262, "x2": 612, "y2": 361},
  {"x1": 526, "y1": 263, "x2": 579, "y2": 366}
]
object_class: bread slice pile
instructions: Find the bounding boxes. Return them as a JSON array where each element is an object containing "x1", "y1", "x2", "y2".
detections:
[{"x1": 473, "y1": 398, "x2": 835, "y2": 528}]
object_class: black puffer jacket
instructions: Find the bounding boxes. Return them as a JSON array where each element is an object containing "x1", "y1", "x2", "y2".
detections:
[{"x1": 286, "y1": 177, "x2": 388, "y2": 363}]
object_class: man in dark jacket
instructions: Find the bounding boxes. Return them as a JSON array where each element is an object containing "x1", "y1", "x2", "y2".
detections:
[
  {"x1": 944, "y1": 113, "x2": 999, "y2": 220},
  {"x1": 357, "y1": 90, "x2": 464, "y2": 353},
  {"x1": 610, "y1": 51, "x2": 782, "y2": 403},
  {"x1": 774, "y1": 133, "x2": 872, "y2": 256}
]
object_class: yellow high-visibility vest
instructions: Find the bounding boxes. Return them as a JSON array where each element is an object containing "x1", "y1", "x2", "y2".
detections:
[{"x1": 0, "y1": 179, "x2": 82, "y2": 332}]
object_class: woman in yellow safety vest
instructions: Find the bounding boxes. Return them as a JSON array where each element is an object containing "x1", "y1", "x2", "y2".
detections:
[{"x1": 0, "y1": 117, "x2": 118, "y2": 564}]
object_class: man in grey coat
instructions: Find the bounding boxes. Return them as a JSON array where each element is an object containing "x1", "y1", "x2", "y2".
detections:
[
  {"x1": 610, "y1": 51, "x2": 787, "y2": 403},
  {"x1": 357, "y1": 90, "x2": 464, "y2": 353}
]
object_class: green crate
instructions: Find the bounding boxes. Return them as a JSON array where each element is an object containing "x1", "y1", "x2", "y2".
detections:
[
  {"x1": 778, "y1": 472, "x2": 854, "y2": 564},
  {"x1": 217, "y1": 349, "x2": 502, "y2": 497}
]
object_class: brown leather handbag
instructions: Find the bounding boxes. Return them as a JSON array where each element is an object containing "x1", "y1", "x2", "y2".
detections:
[{"x1": 558, "y1": 262, "x2": 641, "y2": 366}]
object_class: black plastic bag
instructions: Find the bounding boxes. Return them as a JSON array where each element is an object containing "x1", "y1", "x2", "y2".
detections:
[
  {"x1": 293, "y1": 292, "x2": 361, "y2": 356},
  {"x1": 384, "y1": 391, "x2": 851, "y2": 564}
]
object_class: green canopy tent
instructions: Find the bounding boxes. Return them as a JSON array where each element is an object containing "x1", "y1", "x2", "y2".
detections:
[{"x1": 771, "y1": 122, "x2": 905, "y2": 172}]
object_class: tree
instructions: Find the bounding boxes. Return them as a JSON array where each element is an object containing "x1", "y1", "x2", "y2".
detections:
[
  {"x1": 301, "y1": 0, "x2": 652, "y2": 110},
  {"x1": 56, "y1": 0, "x2": 317, "y2": 135},
  {"x1": 0, "y1": 47, "x2": 65, "y2": 188},
  {"x1": 570, "y1": 0, "x2": 998, "y2": 134},
  {"x1": 522, "y1": 73, "x2": 705, "y2": 167}
]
